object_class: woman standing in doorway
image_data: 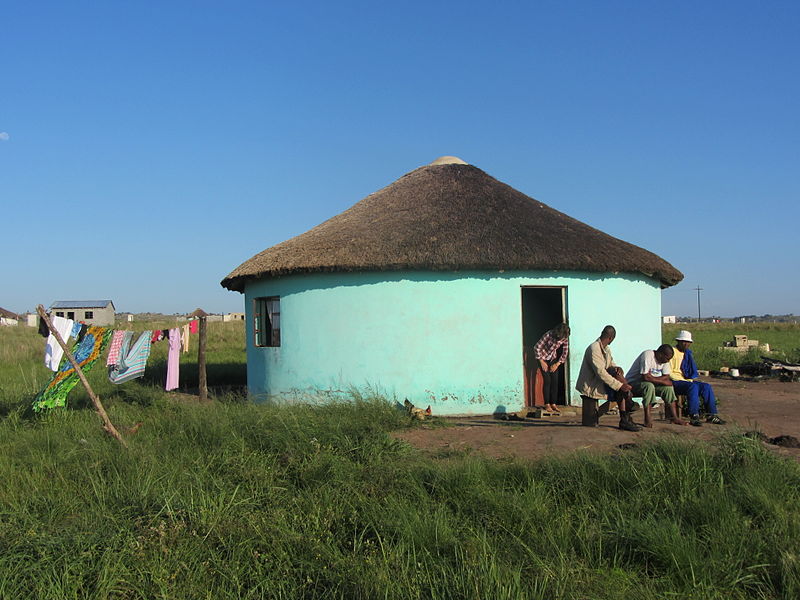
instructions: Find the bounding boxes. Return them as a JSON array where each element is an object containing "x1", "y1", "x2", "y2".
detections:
[{"x1": 533, "y1": 323, "x2": 570, "y2": 414}]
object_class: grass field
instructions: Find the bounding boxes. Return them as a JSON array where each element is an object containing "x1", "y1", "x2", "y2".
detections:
[
  {"x1": 0, "y1": 321, "x2": 799, "y2": 598},
  {"x1": 662, "y1": 322, "x2": 800, "y2": 371}
]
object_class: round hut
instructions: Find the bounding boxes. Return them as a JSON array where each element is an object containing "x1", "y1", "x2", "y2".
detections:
[{"x1": 222, "y1": 157, "x2": 682, "y2": 415}]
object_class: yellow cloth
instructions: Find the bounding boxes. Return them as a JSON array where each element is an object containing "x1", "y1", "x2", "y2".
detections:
[
  {"x1": 669, "y1": 347, "x2": 689, "y2": 381},
  {"x1": 181, "y1": 324, "x2": 190, "y2": 353}
]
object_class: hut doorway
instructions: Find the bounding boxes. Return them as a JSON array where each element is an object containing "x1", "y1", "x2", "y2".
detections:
[{"x1": 521, "y1": 286, "x2": 568, "y2": 408}]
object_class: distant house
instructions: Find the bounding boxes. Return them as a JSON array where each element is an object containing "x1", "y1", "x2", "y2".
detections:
[
  {"x1": 51, "y1": 300, "x2": 115, "y2": 326},
  {"x1": 0, "y1": 307, "x2": 19, "y2": 326},
  {"x1": 662, "y1": 315, "x2": 676, "y2": 324},
  {"x1": 223, "y1": 312, "x2": 245, "y2": 322}
]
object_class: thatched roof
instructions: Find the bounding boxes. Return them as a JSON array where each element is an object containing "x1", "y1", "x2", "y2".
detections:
[{"x1": 222, "y1": 157, "x2": 683, "y2": 292}]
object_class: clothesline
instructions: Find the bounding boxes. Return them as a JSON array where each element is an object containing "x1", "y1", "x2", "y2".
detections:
[{"x1": 35, "y1": 315, "x2": 203, "y2": 412}]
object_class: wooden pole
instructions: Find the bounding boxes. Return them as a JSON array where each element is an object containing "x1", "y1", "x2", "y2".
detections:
[
  {"x1": 198, "y1": 315, "x2": 208, "y2": 401},
  {"x1": 36, "y1": 305, "x2": 128, "y2": 448}
]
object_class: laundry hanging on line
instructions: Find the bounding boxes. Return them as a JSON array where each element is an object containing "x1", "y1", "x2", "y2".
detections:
[
  {"x1": 181, "y1": 324, "x2": 190, "y2": 353},
  {"x1": 108, "y1": 331, "x2": 152, "y2": 384},
  {"x1": 36, "y1": 315, "x2": 205, "y2": 410},
  {"x1": 34, "y1": 326, "x2": 112, "y2": 411},
  {"x1": 166, "y1": 328, "x2": 181, "y2": 391},
  {"x1": 44, "y1": 316, "x2": 75, "y2": 372}
]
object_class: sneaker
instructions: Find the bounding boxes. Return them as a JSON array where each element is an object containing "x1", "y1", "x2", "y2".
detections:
[
  {"x1": 706, "y1": 415, "x2": 726, "y2": 425},
  {"x1": 690, "y1": 414, "x2": 703, "y2": 427}
]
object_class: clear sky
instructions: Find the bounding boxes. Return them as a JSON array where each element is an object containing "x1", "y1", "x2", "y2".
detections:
[{"x1": 2, "y1": 1, "x2": 798, "y2": 317}]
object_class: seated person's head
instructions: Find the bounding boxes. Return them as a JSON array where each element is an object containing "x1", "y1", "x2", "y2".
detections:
[
  {"x1": 655, "y1": 344, "x2": 674, "y2": 363},
  {"x1": 674, "y1": 330, "x2": 693, "y2": 352}
]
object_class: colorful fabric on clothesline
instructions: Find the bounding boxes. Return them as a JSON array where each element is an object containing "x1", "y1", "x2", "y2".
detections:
[
  {"x1": 33, "y1": 326, "x2": 112, "y2": 411},
  {"x1": 70, "y1": 321, "x2": 83, "y2": 338},
  {"x1": 189, "y1": 320, "x2": 199, "y2": 334},
  {"x1": 108, "y1": 331, "x2": 152, "y2": 384},
  {"x1": 106, "y1": 330, "x2": 127, "y2": 366}
]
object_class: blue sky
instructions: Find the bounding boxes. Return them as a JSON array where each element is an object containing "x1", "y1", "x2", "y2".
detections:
[{"x1": 2, "y1": 1, "x2": 798, "y2": 317}]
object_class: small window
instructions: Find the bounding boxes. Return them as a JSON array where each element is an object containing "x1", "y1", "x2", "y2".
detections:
[
  {"x1": 55, "y1": 311, "x2": 64, "y2": 317},
  {"x1": 67, "y1": 311, "x2": 75, "y2": 320},
  {"x1": 85, "y1": 311, "x2": 94, "y2": 319},
  {"x1": 254, "y1": 297, "x2": 280, "y2": 347}
]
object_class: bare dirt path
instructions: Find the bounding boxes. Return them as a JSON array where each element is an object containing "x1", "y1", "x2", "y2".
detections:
[{"x1": 394, "y1": 378, "x2": 800, "y2": 461}]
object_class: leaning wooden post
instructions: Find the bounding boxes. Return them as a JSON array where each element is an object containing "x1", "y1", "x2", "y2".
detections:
[
  {"x1": 36, "y1": 305, "x2": 128, "y2": 448},
  {"x1": 198, "y1": 315, "x2": 208, "y2": 401}
]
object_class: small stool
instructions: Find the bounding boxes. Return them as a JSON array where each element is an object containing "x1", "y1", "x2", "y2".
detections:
[{"x1": 581, "y1": 396, "x2": 612, "y2": 426}]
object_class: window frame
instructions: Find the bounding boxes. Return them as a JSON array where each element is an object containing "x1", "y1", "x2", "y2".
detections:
[
  {"x1": 253, "y1": 296, "x2": 281, "y2": 347},
  {"x1": 84, "y1": 311, "x2": 94, "y2": 319}
]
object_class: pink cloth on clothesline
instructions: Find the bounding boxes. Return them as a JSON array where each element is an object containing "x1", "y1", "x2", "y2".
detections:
[
  {"x1": 106, "y1": 330, "x2": 126, "y2": 366},
  {"x1": 165, "y1": 328, "x2": 180, "y2": 391},
  {"x1": 189, "y1": 320, "x2": 199, "y2": 334}
]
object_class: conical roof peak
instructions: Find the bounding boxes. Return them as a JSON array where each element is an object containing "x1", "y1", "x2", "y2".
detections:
[{"x1": 221, "y1": 160, "x2": 683, "y2": 292}]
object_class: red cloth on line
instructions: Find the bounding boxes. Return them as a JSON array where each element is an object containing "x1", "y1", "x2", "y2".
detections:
[{"x1": 189, "y1": 320, "x2": 199, "y2": 334}]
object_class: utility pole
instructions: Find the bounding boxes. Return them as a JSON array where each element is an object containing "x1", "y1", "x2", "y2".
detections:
[{"x1": 694, "y1": 286, "x2": 703, "y2": 322}]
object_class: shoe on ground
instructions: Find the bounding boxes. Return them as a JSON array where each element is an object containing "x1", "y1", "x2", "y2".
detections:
[
  {"x1": 706, "y1": 414, "x2": 726, "y2": 425},
  {"x1": 690, "y1": 414, "x2": 703, "y2": 427},
  {"x1": 618, "y1": 419, "x2": 642, "y2": 432}
]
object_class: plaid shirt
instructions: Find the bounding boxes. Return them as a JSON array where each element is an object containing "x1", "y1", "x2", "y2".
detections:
[{"x1": 533, "y1": 330, "x2": 569, "y2": 364}]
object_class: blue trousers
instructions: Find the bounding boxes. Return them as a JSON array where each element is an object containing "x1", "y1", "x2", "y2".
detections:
[{"x1": 672, "y1": 379, "x2": 717, "y2": 415}]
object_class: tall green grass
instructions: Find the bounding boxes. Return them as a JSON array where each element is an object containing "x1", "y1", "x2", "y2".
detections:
[
  {"x1": 0, "y1": 399, "x2": 798, "y2": 599},
  {"x1": 663, "y1": 322, "x2": 800, "y2": 370},
  {"x1": 1, "y1": 322, "x2": 799, "y2": 598}
]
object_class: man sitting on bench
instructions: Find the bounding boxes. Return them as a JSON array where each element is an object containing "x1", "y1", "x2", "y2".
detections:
[
  {"x1": 576, "y1": 325, "x2": 639, "y2": 432},
  {"x1": 670, "y1": 330, "x2": 726, "y2": 427},
  {"x1": 626, "y1": 344, "x2": 686, "y2": 428}
]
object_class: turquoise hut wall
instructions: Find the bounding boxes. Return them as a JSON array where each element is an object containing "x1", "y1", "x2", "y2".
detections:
[{"x1": 244, "y1": 270, "x2": 661, "y2": 415}]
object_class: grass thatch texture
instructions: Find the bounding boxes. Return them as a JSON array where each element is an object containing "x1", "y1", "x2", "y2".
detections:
[{"x1": 662, "y1": 322, "x2": 800, "y2": 370}]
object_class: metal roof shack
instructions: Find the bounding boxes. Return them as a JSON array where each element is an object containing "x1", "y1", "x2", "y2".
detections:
[{"x1": 50, "y1": 300, "x2": 116, "y2": 326}]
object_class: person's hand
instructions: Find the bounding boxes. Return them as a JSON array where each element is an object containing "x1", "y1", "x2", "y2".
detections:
[
  {"x1": 550, "y1": 364, "x2": 560, "y2": 372},
  {"x1": 620, "y1": 383, "x2": 632, "y2": 393}
]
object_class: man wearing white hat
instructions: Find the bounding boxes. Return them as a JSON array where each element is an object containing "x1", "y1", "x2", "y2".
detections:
[{"x1": 670, "y1": 330, "x2": 726, "y2": 426}]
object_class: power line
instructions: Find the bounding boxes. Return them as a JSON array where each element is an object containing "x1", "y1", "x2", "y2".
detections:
[{"x1": 694, "y1": 286, "x2": 703, "y2": 322}]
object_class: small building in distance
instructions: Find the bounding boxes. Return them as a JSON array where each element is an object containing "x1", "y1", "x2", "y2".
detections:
[
  {"x1": 224, "y1": 312, "x2": 245, "y2": 322},
  {"x1": 662, "y1": 315, "x2": 676, "y2": 324},
  {"x1": 51, "y1": 300, "x2": 116, "y2": 326},
  {"x1": 0, "y1": 307, "x2": 19, "y2": 326}
]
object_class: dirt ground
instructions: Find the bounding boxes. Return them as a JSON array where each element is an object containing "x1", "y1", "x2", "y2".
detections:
[{"x1": 394, "y1": 378, "x2": 800, "y2": 461}]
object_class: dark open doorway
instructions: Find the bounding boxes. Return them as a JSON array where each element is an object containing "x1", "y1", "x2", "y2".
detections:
[{"x1": 521, "y1": 286, "x2": 568, "y2": 407}]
